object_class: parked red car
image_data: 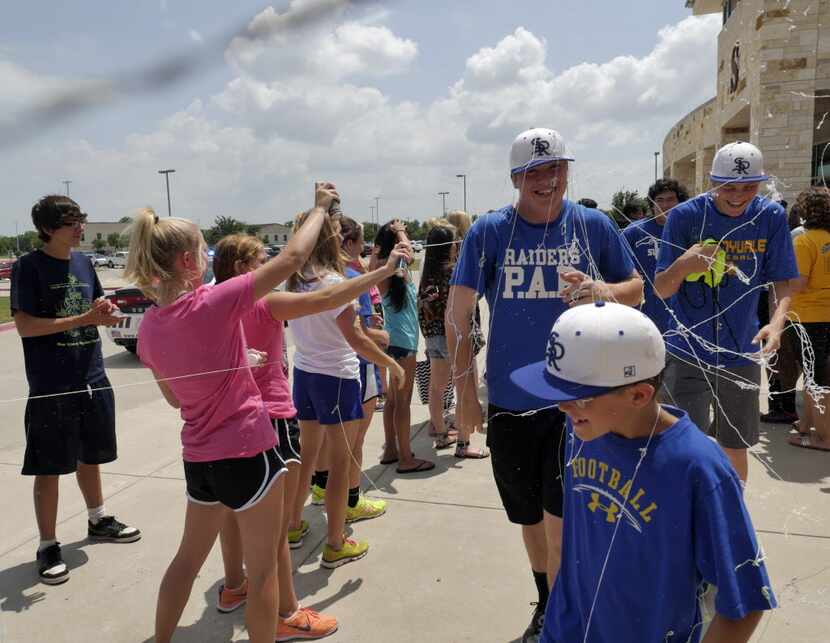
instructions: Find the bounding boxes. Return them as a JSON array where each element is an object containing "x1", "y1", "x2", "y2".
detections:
[{"x1": 0, "y1": 259, "x2": 15, "y2": 280}]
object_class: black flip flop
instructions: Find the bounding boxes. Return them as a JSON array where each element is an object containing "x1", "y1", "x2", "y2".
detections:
[
  {"x1": 380, "y1": 456, "x2": 399, "y2": 465},
  {"x1": 396, "y1": 459, "x2": 436, "y2": 474}
]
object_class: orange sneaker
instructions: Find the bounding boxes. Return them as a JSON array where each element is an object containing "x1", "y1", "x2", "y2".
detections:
[
  {"x1": 276, "y1": 606, "x2": 338, "y2": 641},
  {"x1": 216, "y1": 578, "x2": 247, "y2": 613}
]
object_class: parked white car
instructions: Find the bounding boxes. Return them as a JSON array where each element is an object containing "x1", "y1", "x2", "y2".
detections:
[
  {"x1": 108, "y1": 251, "x2": 129, "y2": 268},
  {"x1": 83, "y1": 252, "x2": 110, "y2": 268}
]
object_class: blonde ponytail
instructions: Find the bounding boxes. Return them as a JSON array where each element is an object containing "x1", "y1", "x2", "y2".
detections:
[{"x1": 124, "y1": 208, "x2": 205, "y2": 304}]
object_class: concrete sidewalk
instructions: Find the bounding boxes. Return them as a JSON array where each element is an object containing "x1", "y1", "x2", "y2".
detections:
[{"x1": 1, "y1": 331, "x2": 829, "y2": 641}]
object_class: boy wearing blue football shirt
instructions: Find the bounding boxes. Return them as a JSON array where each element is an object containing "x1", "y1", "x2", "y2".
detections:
[
  {"x1": 511, "y1": 301, "x2": 775, "y2": 643},
  {"x1": 447, "y1": 128, "x2": 643, "y2": 641},
  {"x1": 622, "y1": 178, "x2": 689, "y2": 335},
  {"x1": 654, "y1": 142, "x2": 798, "y2": 482}
]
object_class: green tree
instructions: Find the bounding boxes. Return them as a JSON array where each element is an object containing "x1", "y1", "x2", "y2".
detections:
[
  {"x1": 19, "y1": 231, "x2": 42, "y2": 253},
  {"x1": 92, "y1": 238, "x2": 107, "y2": 252},
  {"x1": 119, "y1": 233, "x2": 131, "y2": 249},
  {"x1": 119, "y1": 216, "x2": 133, "y2": 223},
  {"x1": 206, "y1": 216, "x2": 246, "y2": 245},
  {"x1": 363, "y1": 222, "x2": 379, "y2": 242},
  {"x1": 106, "y1": 232, "x2": 123, "y2": 250}
]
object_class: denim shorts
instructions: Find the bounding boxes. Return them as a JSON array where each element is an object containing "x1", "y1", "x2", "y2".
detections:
[{"x1": 425, "y1": 335, "x2": 449, "y2": 360}]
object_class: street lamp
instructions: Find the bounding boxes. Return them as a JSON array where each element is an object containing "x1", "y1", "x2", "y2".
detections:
[
  {"x1": 654, "y1": 152, "x2": 660, "y2": 182},
  {"x1": 374, "y1": 196, "x2": 380, "y2": 225},
  {"x1": 369, "y1": 205, "x2": 376, "y2": 225},
  {"x1": 62, "y1": 180, "x2": 72, "y2": 197},
  {"x1": 455, "y1": 174, "x2": 467, "y2": 213},
  {"x1": 15, "y1": 220, "x2": 20, "y2": 254},
  {"x1": 158, "y1": 169, "x2": 176, "y2": 217},
  {"x1": 438, "y1": 191, "x2": 449, "y2": 216}
]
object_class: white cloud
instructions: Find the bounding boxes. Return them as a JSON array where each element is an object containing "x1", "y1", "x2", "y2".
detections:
[
  {"x1": 1, "y1": 11, "x2": 723, "y2": 235},
  {"x1": 225, "y1": 3, "x2": 417, "y2": 82}
]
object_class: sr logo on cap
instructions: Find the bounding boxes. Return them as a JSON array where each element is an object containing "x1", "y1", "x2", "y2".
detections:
[
  {"x1": 510, "y1": 128, "x2": 575, "y2": 175},
  {"x1": 710, "y1": 141, "x2": 768, "y2": 184}
]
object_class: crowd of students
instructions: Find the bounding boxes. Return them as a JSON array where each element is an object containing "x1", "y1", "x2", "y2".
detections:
[{"x1": 9, "y1": 126, "x2": 829, "y2": 643}]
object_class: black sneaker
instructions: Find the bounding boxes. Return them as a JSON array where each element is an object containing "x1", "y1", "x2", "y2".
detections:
[
  {"x1": 521, "y1": 602, "x2": 545, "y2": 642},
  {"x1": 88, "y1": 516, "x2": 141, "y2": 543},
  {"x1": 37, "y1": 543, "x2": 69, "y2": 585}
]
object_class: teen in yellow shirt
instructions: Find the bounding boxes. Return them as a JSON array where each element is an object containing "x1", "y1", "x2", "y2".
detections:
[{"x1": 789, "y1": 187, "x2": 830, "y2": 451}]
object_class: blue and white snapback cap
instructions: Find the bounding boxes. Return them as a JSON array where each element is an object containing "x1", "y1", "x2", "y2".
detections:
[
  {"x1": 510, "y1": 127, "x2": 575, "y2": 175},
  {"x1": 510, "y1": 301, "x2": 666, "y2": 403},
  {"x1": 710, "y1": 141, "x2": 768, "y2": 184}
]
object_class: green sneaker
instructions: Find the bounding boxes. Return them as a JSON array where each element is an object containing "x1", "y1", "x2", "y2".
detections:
[
  {"x1": 287, "y1": 519, "x2": 310, "y2": 549},
  {"x1": 310, "y1": 484, "x2": 325, "y2": 506},
  {"x1": 321, "y1": 537, "x2": 368, "y2": 569},
  {"x1": 345, "y1": 496, "x2": 387, "y2": 524}
]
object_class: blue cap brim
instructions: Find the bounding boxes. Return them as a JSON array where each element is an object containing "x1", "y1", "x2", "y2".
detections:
[
  {"x1": 511, "y1": 157, "x2": 575, "y2": 175},
  {"x1": 710, "y1": 174, "x2": 768, "y2": 184},
  {"x1": 510, "y1": 360, "x2": 612, "y2": 403}
]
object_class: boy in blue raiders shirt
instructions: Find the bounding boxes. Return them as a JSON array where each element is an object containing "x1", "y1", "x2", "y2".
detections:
[
  {"x1": 622, "y1": 178, "x2": 689, "y2": 335},
  {"x1": 447, "y1": 128, "x2": 643, "y2": 641},
  {"x1": 654, "y1": 142, "x2": 798, "y2": 483},
  {"x1": 511, "y1": 302, "x2": 776, "y2": 643}
]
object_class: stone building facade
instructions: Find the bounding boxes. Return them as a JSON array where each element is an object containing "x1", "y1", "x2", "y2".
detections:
[{"x1": 663, "y1": 0, "x2": 830, "y2": 204}]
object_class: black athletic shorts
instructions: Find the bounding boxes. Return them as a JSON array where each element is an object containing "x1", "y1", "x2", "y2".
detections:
[
  {"x1": 184, "y1": 447, "x2": 286, "y2": 512},
  {"x1": 22, "y1": 376, "x2": 117, "y2": 476},
  {"x1": 273, "y1": 417, "x2": 301, "y2": 465},
  {"x1": 487, "y1": 404, "x2": 567, "y2": 524}
]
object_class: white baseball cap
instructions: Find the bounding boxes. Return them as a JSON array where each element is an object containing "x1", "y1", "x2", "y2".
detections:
[
  {"x1": 510, "y1": 301, "x2": 666, "y2": 403},
  {"x1": 710, "y1": 141, "x2": 768, "y2": 184},
  {"x1": 510, "y1": 127, "x2": 575, "y2": 175}
]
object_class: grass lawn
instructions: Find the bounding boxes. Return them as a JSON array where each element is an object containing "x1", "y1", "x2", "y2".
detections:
[{"x1": 0, "y1": 297, "x2": 10, "y2": 323}]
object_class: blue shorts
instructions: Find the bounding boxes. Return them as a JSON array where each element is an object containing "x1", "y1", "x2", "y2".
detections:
[
  {"x1": 359, "y1": 362, "x2": 383, "y2": 403},
  {"x1": 292, "y1": 368, "x2": 363, "y2": 426}
]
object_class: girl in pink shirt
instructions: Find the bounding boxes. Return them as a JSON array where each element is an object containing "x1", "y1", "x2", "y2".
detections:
[
  {"x1": 126, "y1": 183, "x2": 339, "y2": 643},
  {"x1": 211, "y1": 233, "x2": 404, "y2": 640}
]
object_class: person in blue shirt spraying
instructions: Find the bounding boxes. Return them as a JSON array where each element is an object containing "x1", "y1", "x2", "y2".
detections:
[{"x1": 654, "y1": 142, "x2": 798, "y2": 482}]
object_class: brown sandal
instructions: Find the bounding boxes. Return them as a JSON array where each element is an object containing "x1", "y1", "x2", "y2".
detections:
[{"x1": 434, "y1": 432, "x2": 458, "y2": 449}]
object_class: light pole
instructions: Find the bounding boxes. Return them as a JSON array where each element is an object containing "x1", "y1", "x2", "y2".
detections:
[
  {"x1": 15, "y1": 220, "x2": 20, "y2": 254},
  {"x1": 62, "y1": 180, "x2": 72, "y2": 196},
  {"x1": 455, "y1": 174, "x2": 467, "y2": 212},
  {"x1": 654, "y1": 152, "x2": 660, "y2": 182},
  {"x1": 374, "y1": 196, "x2": 380, "y2": 225},
  {"x1": 438, "y1": 191, "x2": 449, "y2": 216},
  {"x1": 369, "y1": 205, "x2": 376, "y2": 225},
  {"x1": 158, "y1": 169, "x2": 176, "y2": 217}
]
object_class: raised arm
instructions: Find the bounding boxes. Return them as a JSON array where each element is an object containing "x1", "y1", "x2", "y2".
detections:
[
  {"x1": 264, "y1": 244, "x2": 410, "y2": 321},
  {"x1": 251, "y1": 181, "x2": 338, "y2": 301}
]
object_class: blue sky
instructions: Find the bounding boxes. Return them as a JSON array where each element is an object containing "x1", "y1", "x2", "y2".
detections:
[{"x1": 0, "y1": 1, "x2": 719, "y2": 235}]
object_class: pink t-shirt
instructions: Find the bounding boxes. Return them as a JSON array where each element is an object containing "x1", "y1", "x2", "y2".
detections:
[
  {"x1": 138, "y1": 272, "x2": 277, "y2": 462},
  {"x1": 242, "y1": 300, "x2": 296, "y2": 419}
]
